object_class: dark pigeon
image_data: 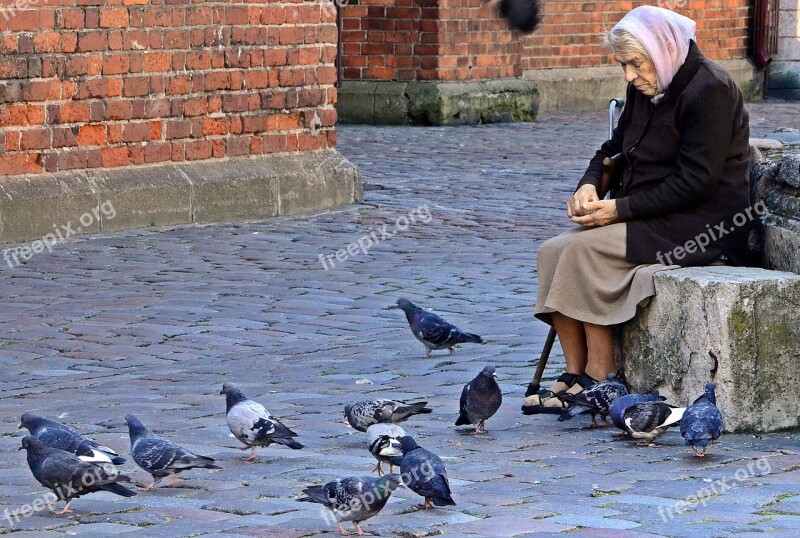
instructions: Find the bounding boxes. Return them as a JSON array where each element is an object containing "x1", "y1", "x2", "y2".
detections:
[
  {"x1": 125, "y1": 414, "x2": 221, "y2": 490},
  {"x1": 498, "y1": 0, "x2": 541, "y2": 34},
  {"x1": 19, "y1": 412, "x2": 126, "y2": 466},
  {"x1": 623, "y1": 401, "x2": 686, "y2": 446},
  {"x1": 390, "y1": 298, "x2": 484, "y2": 358},
  {"x1": 559, "y1": 373, "x2": 628, "y2": 426},
  {"x1": 366, "y1": 423, "x2": 405, "y2": 476},
  {"x1": 681, "y1": 383, "x2": 723, "y2": 457},
  {"x1": 220, "y1": 383, "x2": 304, "y2": 462},
  {"x1": 455, "y1": 365, "x2": 502, "y2": 433},
  {"x1": 298, "y1": 474, "x2": 403, "y2": 536},
  {"x1": 345, "y1": 399, "x2": 432, "y2": 433},
  {"x1": 609, "y1": 392, "x2": 666, "y2": 432},
  {"x1": 20, "y1": 436, "x2": 136, "y2": 515},
  {"x1": 395, "y1": 436, "x2": 455, "y2": 509}
]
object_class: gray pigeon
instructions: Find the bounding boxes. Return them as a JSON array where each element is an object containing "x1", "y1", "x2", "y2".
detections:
[
  {"x1": 220, "y1": 383, "x2": 304, "y2": 462},
  {"x1": 559, "y1": 373, "x2": 628, "y2": 426},
  {"x1": 366, "y1": 423, "x2": 405, "y2": 475},
  {"x1": 298, "y1": 474, "x2": 403, "y2": 536},
  {"x1": 395, "y1": 435, "x2": 455, "y2": 509},
  {"x1": 19, "y1": 412, "x2": 126, "y2": 466},
  {"x1": 125, "y1": 414, "x2": 221, "y2": 490},
  {"x1": 609, "y1": 392, "x2": 666, "y2": 433},
  {"x1": 344, "y1": 399, "x2": 432, "y2": 432},
  {"x1": 623, "y1": 401, "x2": 686, "y2": 446},
  {"x1": 20, "y1": 436, "x2": 136, "y2": 515},
  {"x1": 455, "y1": 365, "x2": 502, "y2": 433},
  {"x1": 390, "y1": 298, "x2": 484, "y2": 358},
  {"x1": 680, "y1": 383, "x2": 723, "y2": 457}
]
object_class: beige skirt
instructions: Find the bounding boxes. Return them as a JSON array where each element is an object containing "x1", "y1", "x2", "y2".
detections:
[{"x1": 534, "y1": 223, "x2": 676, "y2": 326}]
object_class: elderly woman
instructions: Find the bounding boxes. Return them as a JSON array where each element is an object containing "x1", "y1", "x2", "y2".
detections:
[{"x1": 523, "y1": 6, "x2": 751, "y2": 413}]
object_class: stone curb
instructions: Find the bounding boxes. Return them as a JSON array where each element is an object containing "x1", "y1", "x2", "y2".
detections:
[{"x1": 0, "y1": 150, "x2": 362, "y2": 245}]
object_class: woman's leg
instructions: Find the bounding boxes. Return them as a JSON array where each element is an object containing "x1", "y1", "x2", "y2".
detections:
[
  {"x1": 584, "y1": 322, "x2": 615, "y2": 381},
  {"x1": 551, "y1": 312, "x2": 588, "y2": 386}
]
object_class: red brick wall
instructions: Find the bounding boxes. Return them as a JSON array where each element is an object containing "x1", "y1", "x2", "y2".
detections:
[
  {"x1": 0, "y1": 0, "x2": 338, "y2": 177},
  {"x1": 523, "y1": 1, "x2": 751, "y2": 71},
  {"x1": 342, "y1": 0, "x2": 516, "y2": 81},
  {"x1": 341, "y1": 0, "x2": 751, "y2": 81}
]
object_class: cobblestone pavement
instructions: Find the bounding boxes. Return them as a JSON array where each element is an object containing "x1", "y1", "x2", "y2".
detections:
[{"x1": 1, "y1": 100, "x2": 799, "y2": 538}]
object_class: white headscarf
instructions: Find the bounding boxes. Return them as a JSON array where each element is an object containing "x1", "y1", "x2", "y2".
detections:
[{"x1": 611, "y1": 6, "x2": 696, "y2": 103}]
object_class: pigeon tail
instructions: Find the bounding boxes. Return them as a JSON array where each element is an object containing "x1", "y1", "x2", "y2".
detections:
[
  {"x1": 278, "y1": 438, "x2": 304, "y2": 450},
  {"x1": 191, "y1": 455, "x2": 221, "y2": 470},
  {"x1": 456, "y1": 332, "x2": 484, "y2": 345},
  {"x1": 101, "y1": 481, "x2": 137, "y2": 498},
  {"x1": 558, "y1": 405, "x2": 591, "y2": 421},
  {"x1": 454, "y1": 412, "x2": 471, "y2": 426},
  {"x1": 298, "y1": 486, "x2": 328, "y2": 505},
  {"x1": 431, "y1": 496, "x2": 457, "y2": 507}
]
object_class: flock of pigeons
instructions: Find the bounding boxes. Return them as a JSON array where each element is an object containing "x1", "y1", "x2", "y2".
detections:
[{"x1": 15, "y1": 297, "x2": 723, "y2": 535}]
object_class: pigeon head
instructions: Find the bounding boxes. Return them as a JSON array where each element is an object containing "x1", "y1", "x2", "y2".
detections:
[
  {"x1": 397, "y1": 435, "x2": 419, "y2": 453},
  {"x1": 704, "y1": 383, "x2": 717, "y2": 404},
  {"x1": 220, "y1": 382, "x2": 248, "y2": 411},
  {"x1": 390, "y1": 298, "x2": 417, "y2": 313},
  {"x1": 19, "y1": 435, "x2": 44, "y2": 452},
  {"x1": 124, "y1": 414, "x2": 149, "y2": 438},
  {"x1": 18, "y1": 412, "x2": 43, "y2": 431},
  {"x1": 343, "y1": 403, "x2": 353, "y2": 417},
  {"x1": 479, "y1": 365, "x2": 497, "y2": 379}
]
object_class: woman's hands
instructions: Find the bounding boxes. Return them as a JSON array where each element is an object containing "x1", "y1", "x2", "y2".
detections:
[{"x1": 567, "y1": 185, "x2": 619, "y2": 227}]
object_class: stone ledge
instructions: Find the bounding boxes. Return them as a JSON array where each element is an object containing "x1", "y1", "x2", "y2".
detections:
[
  {"x1": 336, "y1": 79, "x2": 539, "y2": 125},
  {"x1": 523, "y1": 59, "x2": 763, "y2": 111},
  {"x1": 0, "y1": 150, "x2": 362, "y2": 245},
  {"x1": 617, "y1": 266, "x2": 800, "y2": 433}
]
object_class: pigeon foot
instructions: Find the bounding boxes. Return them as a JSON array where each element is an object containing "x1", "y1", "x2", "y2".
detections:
[
  {"x1": 51, "y1": 502, "x2": 73, "y2": 515},
  {"x1": 448, "y1": 347, "x2": 456, "y2": 355},
  {"x1": 418, "y1": 498, "x2": 434, "y2": 510},
  {"x1": 353, "y1": 522, "x2": 374, "y2": 536},
  {"x1": 371, "y1": 462, "x2": 384, "y2": 476},
  {"x1": 243, "y1": 448, "x2": 258, "y2": 462}
]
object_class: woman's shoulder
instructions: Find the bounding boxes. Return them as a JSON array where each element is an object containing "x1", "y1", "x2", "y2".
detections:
[{"x1": 685, "y1": 57, "x2": 741, "y2": 97}]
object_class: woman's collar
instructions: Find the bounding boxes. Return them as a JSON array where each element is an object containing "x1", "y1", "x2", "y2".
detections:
[{"x1": 656, "y1": 41, "x2": 703, "y2": 105}]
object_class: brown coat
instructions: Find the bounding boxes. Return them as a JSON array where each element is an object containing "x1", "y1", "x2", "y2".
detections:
[{"x1": 578, "y1": 42, "x2": 751, "y2": 266}]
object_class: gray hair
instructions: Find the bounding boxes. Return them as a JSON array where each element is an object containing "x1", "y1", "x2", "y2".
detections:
[{"x1": 603, "y1": 29, "x2": 651, "y2": 61}]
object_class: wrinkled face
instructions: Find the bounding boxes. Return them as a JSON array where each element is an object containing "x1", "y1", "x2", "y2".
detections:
[{"x1": 616, "y1": 53, "x2": 658, "y2": 97}]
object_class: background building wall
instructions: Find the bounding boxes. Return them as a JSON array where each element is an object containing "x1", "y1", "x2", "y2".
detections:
[{"x1": 0, "y1": 0, "x2": 339, "y2": 178}]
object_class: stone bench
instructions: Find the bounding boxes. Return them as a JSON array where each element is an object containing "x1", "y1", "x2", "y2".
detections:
[{"x1": 617, "y1": 266, "x2": 800, "y2": 433}]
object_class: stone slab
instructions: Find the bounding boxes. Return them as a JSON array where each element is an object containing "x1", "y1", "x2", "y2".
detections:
[{"x1": 618, "y1": 266, "x2": 800, "y2": 432}]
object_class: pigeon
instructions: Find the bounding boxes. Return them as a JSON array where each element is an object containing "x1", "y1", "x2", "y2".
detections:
[
  {"x1": 19, "y1": 412, "x2": 126, "y2": 466},
  {"x1": 609, "y1": 392, "x2": 666, "y2": 433},
  {"x1": 220, "y1": 383, "x2": 304, "y2": 462},
  {"x1": 681, "y1": 383, "x2": 723, "y2": 457},
  {"x1": 395, "y1": 435, "x2": 455, "y2": 509},
  {"x1": 498, "y1": 0, "x2": 541, "y2": 34},
  {"x1": 125, "y1": 414, "x2": 221, "y2": 490},
  {"x1": 559, "y1": 373, "x2": 628, "y2": 426},
  {"x1": 19, "y1": 436, "x2": 136, "y2": 515},
  {"x1": 298, "y1": 474, "x2": 403, "y2": 536},
  {"x1": 366, "y1": 423, "x2": 405, "y2": 476},
  {"x1": 623, "y1": 401, "x2": 686, "y2": 446},
  {"x1": 455, "y1": 365, "x2": 502, "y2": 434},
  {"x1": 390, "y1": 298, "x2": 484, "y2": 358},
  {"x1": 344, "y1": 399, "x2": 432, "y2": 433}
]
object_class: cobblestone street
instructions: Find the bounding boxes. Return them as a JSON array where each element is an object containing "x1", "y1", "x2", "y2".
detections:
[{"x1": 1, "y1": 101, "x2": 799, "y2": 537}]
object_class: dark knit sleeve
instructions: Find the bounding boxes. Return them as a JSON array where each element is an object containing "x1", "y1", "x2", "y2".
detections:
[
  {"x1": 616, "y1": 78, "x2": 734, "y2": 219},
  {"x1": 576, "y1": 85, "x2": 635, "y2": 192}
]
